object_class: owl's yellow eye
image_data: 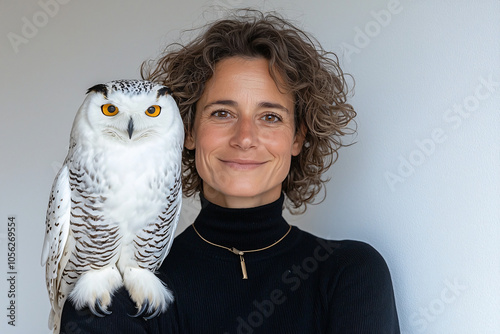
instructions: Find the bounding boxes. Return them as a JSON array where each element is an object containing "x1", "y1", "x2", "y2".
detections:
[
  {"x1": 101, "y1": 104, "x2": 119, "y2": 116},
  {"x1": 145, "y1": 105, "x2": 161, "y2": 117}
]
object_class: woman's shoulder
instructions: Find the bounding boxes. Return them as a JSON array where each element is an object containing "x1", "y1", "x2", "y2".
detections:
[{"x1": 293, "y1": 227, "x2": 393, "y2": 276}]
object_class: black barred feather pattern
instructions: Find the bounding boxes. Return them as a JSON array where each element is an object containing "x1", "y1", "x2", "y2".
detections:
[
  {"x1": 134, "y1": 174, "x2": 181, "y2": 271},
  {"x1": 41, "y1": 80, "x2": 184, "y2": 334},
  {"x1": 66, "y1": 166, "x2": 121, "y2": 272}
]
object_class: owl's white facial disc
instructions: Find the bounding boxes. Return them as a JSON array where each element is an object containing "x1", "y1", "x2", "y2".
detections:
[{"x1": 75, "y1": 79, "x2": 181, "y2": 145}]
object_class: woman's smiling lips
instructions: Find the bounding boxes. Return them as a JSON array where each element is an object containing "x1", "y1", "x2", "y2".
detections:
[{"x1": 220, "y1": 159, "x2": 266, "y2": 170}]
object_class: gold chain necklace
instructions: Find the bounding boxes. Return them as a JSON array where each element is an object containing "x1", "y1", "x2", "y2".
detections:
[{"x1": 191, "y1": 223, "x2": 292, "y2": 279}]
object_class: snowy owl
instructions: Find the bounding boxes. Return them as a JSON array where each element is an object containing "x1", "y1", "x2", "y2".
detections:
[{"x1": 41, "y1": 79, "x2": 184, "y2": 333}]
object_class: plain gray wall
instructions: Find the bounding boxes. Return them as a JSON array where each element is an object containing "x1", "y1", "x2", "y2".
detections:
[{"x1": 1, "y1": 0, "x2": 498, "y2": 333}]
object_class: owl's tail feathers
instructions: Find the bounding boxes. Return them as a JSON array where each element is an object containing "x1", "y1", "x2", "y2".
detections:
[{"x1": 123, "y1": 267, "x2": 174, "y2": 318}]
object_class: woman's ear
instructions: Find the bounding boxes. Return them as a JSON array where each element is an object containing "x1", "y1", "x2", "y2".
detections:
[
  {"x1": 185, "y1": 131, "x2": 195, "y2": 150},
  {"x1": 292, "y1": 123, "x2": 306, "y2": 156}
]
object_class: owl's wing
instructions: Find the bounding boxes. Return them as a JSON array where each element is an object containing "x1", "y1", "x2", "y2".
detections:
[
  {"x1": 158, "y1": 194, "x2": 182, "y2": 265},
  {"x1": 41, "y1": 165, "x2": 71, "y2": 308},
  {"x1": 133, "y1": 177, "x2": 182, "y2": 272}
]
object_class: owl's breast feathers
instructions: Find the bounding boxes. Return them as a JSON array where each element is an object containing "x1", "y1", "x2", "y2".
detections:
[{"x1": 67, "y1": 139, "x2": 181, "y2": 232}]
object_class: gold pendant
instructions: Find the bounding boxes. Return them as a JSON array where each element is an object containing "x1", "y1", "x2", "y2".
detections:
[{"x1": 231, "y1": 247, "x2": 248, "y2": 279}]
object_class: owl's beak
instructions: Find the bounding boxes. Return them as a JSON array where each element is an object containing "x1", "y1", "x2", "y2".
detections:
[{"x1": 127, "y1": 117, "x2": 134, "y2": 139}]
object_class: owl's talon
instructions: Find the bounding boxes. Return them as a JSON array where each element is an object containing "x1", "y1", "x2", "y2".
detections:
[
  {"x1": 96, "y1": 298, "x2": 112, "y2": 315},
  {"x1": 144, "y1": 306, "x2": 162, "y2": 320},
  {"x1": 90, "y1": 298, "x2": 111, "y2": 317},
  {"x1": 129, "y1": 301, "x2": 149, "y2": 318},
  {"x1": 128, "y1": 298, "x2": 162, "y2": 319},
  {"x1": 89, "y1": 306, "x2": 105, "y2": 318}
]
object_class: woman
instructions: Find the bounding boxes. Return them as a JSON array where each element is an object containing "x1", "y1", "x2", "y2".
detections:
[{"x1": 61, "y1": 9, "x2": 400, "y2": 333}]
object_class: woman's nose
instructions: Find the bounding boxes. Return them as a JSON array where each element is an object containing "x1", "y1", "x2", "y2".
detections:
[{"x1": 229, "y1": 116, "x2": 258, "y2": 150}]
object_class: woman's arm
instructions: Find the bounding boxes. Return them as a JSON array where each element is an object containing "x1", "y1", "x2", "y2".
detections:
[{"x1": 328, "y1": 241, "x2": 400, "y2": 333}]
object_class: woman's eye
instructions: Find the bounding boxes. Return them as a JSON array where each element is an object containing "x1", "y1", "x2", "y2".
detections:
[
  {"x1": 262, "y1": 113, "x2": 282, "y2": 123},
  {"x1": 211, "y1": 110, "x2": 230, "y2": 118}
]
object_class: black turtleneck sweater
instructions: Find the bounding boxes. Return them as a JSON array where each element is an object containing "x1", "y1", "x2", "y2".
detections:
[{"x1": 60, "y1": 195, "x2": 400, "y2": 333}]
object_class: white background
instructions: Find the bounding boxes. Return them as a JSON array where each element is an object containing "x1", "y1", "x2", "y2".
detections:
[{"x1": 1, "y1": 0, "x2": 499, "y2": 333}]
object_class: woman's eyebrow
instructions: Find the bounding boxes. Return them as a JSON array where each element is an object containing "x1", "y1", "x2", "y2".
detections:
[
  {"x1": 258, "y1": 101, "x2": 290, "y2": 113},
  {"x1": 203, "y1": 100, "x2": 237, "y2": 110}
]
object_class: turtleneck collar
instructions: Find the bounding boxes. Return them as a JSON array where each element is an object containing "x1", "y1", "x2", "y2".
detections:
[{"x1": 192, "y1": 193, "x2": 290, "y2": 251}]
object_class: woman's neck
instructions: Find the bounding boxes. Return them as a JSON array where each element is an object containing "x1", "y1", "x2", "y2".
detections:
[
  {"x1": 192, "y1": 193, "x2": 289, "y2": 250},
  {"x1": 201, "y1": 185, "x2": 282, "y2": 209}
]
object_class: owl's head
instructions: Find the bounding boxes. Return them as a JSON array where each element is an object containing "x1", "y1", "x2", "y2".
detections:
[{"x1": 73, "y1": 79, "x2": 183, "y2": 146}]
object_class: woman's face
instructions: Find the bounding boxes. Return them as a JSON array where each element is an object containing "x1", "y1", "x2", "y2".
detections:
[{"x1": 185, "y1": 56, "x2": 304, "y2": 208}]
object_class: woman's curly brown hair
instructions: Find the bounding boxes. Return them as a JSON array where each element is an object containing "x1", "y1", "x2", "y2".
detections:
[{"x1": 141, "y1": 9, "x2": 356, "y2": 213}]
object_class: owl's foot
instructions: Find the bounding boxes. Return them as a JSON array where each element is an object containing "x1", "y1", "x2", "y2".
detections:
[
  {"x1": 69, "y1": 265, "x2": 123, "y2": 316},
  {"x1": 123, "y1": 267, "x2": 174, "y2": 319}
]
